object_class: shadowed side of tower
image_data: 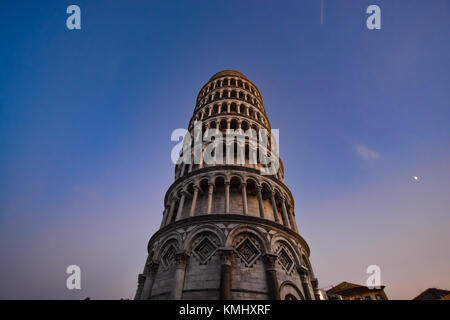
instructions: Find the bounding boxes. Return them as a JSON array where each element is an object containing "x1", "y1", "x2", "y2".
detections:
[{"x1": 134, "y1": 70, "x2": 319, "y2": 300}]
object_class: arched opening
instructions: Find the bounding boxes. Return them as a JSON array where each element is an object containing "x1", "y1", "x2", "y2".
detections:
[
  {"x1": 245, "y1": 179, "x2": 259, "y2": 217},
  {"x1": 261, "y1": 183, "x2": 273, "y2": 220},
  {"x1": 221, "y1": 102, "x2": 228, "y2": 113},
  {"x1": 211, "y1": 176, "x2": 225, "y2": 214},
  {"x1": 196, "y1": 178, "x2": 210, "y2": 215},
  {"x1": 230, "y1": 231, "x2": 268, "y2": 299},
  {"x1": 230, "y1": 102, "x2": 237, "y2": 113},
  {"x1": 219, "y1": 119, "x2": 228, "y2": 133},
  {"x1": 273, "y1": 189, "x2": 284, "y2": 223},
  {"x1": 229, "y1": 176, "x2": 243, "y2": 214},
  {"x1": 171, "y1": 190, "x2": 183, "y2": 223},
  {"x1": 241, "y1": 120, "x2": 250, "y2": 132},
  {"x1": 183, "y1": 183, "x2": 195, "y2": 219},
  {"x1": 230, "y1": 119, "x2": 238, "y2": 131}
]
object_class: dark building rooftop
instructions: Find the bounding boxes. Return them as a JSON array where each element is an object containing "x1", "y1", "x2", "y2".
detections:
[{"x1": 413, "y1": 288, "x2": 450, "y2": 300}]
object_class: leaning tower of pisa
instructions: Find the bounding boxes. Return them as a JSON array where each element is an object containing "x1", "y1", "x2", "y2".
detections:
[{"x1": 134, "y1": 70, "x2": 319, "y2": 300}]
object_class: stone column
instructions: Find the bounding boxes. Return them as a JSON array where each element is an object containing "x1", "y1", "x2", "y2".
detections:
[
  {"x1": 281, "y1": 197, "x2": 291, "y2": 229},
  {"x1": 171, "y1": 251, "x2": 189, "y2": 300},
  {"x1": 270, "y1": 191, "x2": 280, "y2": 223},
  {"x1": 311, "y1": 278, "x2": 321, "y2": 300},
  {"x1": 189, "y1": 186, "x2": 199, "y2": 217},
  {"x1": 180, "y1": 163, "x2": 186, "y2": 177},
  {"x1": 264, "y1": 253, "x2": 280, "y2": 300},
  {"x1": 256, "y1": 186, "x2": 265, "y2": 219},
  {"x1": 298, "y1": 266, "x2": 312, "y2": 300},
  {"x1": 140, "y1": 262, "x2": 159, "y2": 300},
  {"x1": 199, "y1": 147, "x2": 204, "y2": 169},
  {"x1": 165, "y1": 198, "x2": 177, "y2": 226},
  {"x1": 175, "y1": 166, "x2": 180, "y2": 180},
  {"x1": 207, "y1": 183, "x2": 214, "y2": 214},
  {"x1": 159, "y1": 207, "x2": 168, "y2": 228},
  {"x1": 290, "y1": 211, "x2": 299, "y2": 232},
  {"x1": 224, "y1": 180, "x2": 230, "y2": 214},
  {"x1": 205, "y1": 121, "x2": 211, "y2": 139},
  {"x1": 133, "y1": 273, "x2": 146, "y2": 300},
  {"x1": 175, "y1": 192, "x2": 185, "y2": 221},
  {"x1": 219, "y1": 248, "x2": 233, "y2": 300},
  {"x1": 252, "y1": 145, "x2": 258, "y2": 169},
  {"x1": 241, "y1": 182, "x2": 248, "y2": 215}
]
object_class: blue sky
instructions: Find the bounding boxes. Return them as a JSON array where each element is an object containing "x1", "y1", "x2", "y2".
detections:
[{"x1": 0, "y1": 0, "x2": 449, "y2": 299}]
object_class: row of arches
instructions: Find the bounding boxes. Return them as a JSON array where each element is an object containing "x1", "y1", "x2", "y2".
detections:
[
  {"x1": 161, "y1": 172, "x2": 294, "y2": 231},
  {"x1": 174, "y1": 140, "x2": 283, "y2": 181},
  {"x1": 191, "y1": 101, "x2": 268, "y2": 127},
  {"x1": 198, "y1": 76, "x2": 261, "y2": 102},
  {"x1": 188, "y1": 116, "x2": 273, "y2": 146},
  {"x1": 139, "y1": 224, "x2": 316, "y2": 300},
  {"x1": 155, "y1": 226, "x2": 311, "y2": 272},
  {"x1": 197, "y1": 88, "x2": 262, "y2": 110}
]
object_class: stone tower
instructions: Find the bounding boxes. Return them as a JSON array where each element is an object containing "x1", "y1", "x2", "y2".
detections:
[{"x1": 134, "y1": 70, "x2": 319, "y2": 300}]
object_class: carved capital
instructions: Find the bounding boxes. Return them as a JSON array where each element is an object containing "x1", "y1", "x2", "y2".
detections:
[
  {"x1": 297, "y1": 265, "x2": 309, "y2": 276},
  {"x1": 174, "y1": 250, "x2": 189, "y2": 268},
  {"x1": 181, "y1": 189, "x2": 190, "y2": 197},
  {"x1": 218, "y1": 247, "x2": 233, "y2": 266},
  {"x1": 264, "y1": 253, "x2": 278, "y2": 269}
]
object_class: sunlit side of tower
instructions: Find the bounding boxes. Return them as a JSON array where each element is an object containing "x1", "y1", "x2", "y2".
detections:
[{"x1": 134, "y1": 70, "x2": 319, "y2": 300}]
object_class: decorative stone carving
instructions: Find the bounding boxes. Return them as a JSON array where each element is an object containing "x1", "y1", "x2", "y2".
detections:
[
  {"x1": 234, "y1": 236, "x2": 262, "y2": 267},
  {"x1": 277, "y1": 247, "x2": 294, "y2": 274},
  {"x1": 160, "y1": 244, "x2": 176, "y2": 271},
  {"x1": 192, "y1": 236, "x2": 218, "y2": 265}
]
